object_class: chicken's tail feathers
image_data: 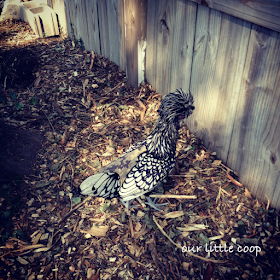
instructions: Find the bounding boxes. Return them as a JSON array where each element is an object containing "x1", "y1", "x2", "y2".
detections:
[{"x1": 80, "y1": 172, "x2": 120, "y2": 199}]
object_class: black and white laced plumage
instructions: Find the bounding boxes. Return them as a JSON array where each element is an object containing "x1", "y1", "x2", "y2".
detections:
[{"x1": 80, "y1": 89, "x2": 195, "y2": 210}]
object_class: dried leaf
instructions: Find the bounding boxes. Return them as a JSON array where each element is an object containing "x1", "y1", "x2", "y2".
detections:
[
  {"x1": 136, "y1": 210, "x2": 145, "y2": 219},
  {"x1": 128, "y1": 243, "x2": 144, "y2": 257},
  {"x1": 61, "y1": 127, "x2": 67, "y2": 145},
  {"x1": 177, "y1": 224, "x2": 208, "y2": 232},
  {"x1": 79, "y1": 226, "x2": 109, "y2": 237},
  {"x1": 59, "y1": 166, "x2": 65, "y2": 180},
  {"x1": 194, "y1": 150, "x2": 207, "y2": 162},
  {"x1": 244, "y1": 188, "x2": 252, "y2": 199},
  {"x1": 33, "y1": 76, "x2": 41, "y2": 87},
  {"x1": 164, "y1": 211, "x2": 184, "y2": 219},
  {"x1": 135, "y1": 221, "x2": 142, "y2": 232},
  {"x1": 32, "y1": 232, "x2": 42, "y2": 245},
  {"x1": 43, "y1": 262, "x2": 53, "y2": 275},
  {"x1": 136, "y1": 100, "x2": 146, "y2": 121},
  {"x1": 159, "y1": 219, "x2": 168, "y2": 229},
  {"x1": 17, "y1": 256, "x2": 29, "y2": 265},
  {"x1": 99, "y1": 152, "x2": 113, "y2": 157},
  {"x1": 34, "y1": 247, "x2": 51, "y2": 252}
]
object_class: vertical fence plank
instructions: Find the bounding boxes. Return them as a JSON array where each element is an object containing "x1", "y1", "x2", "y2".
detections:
[
  {"x1": 125, "y1": 0, "x2": 146, "y2": 87},
  {"x1": 85, "y1": 0, "x2": 100, "y2": 55},
  {"x1": 64, "y1": 0, "x2": 77, "y2": 40},
  {"x1": 76, "y1": 0, "x2": 90, "y2": 49},
  {"x1": 98, "y1": 1, "x2": 109, "y2": 58},
  {"x1": 207, "y1": 13, "x2": 251, "y2": 161},
  {"x1": 146, "y1": 0, "x2": 158, "y2": 89},
  {"x1": 190, "y1": 6, "x2": 251, "y2": 162},
  {"x1": 257, "y1": 69, "x2": 280, "y2": 208},
  {"x1": 107, "y1": 0, "x2": 120, "y2": 66},
  {"x1": 227, "y1": 26, "x2": 280, "y2": 206},
  {"x1": 125, "y1": 0, "x2": 138, "y2": 86},
  {"x1": 117, "y1": 0, "x2": 126, "y2": 71},
  {"x1": 146, "y1": 0, "x2": 196, "y2": 95},
  {"x1": 98, "y1": 0, "x2": 110, "y2": 58},
  {"x1": 169, "y1": 0, "x2": 196, "y2": 92},
  {"x1": 155, "y1": 0, "x2": 176, "y2": 95},
  {"x1": 189, "y1": 5, "x2": 222, "y2": 138}
]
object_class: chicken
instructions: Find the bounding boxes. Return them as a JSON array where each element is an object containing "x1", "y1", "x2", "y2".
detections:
[{"x1": 80, "y1": 89, "x2": 195, "y2": 210}]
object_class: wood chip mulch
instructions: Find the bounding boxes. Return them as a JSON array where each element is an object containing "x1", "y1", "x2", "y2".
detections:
[{"x1": 0, "y1": 19, "x2": 279, "y2": 280}]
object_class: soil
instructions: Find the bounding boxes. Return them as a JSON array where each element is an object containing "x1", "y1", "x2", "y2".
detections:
[
  {"x1": 0, "y1": 48, "x2": 39, "y2": 88},
  {"x1": 0, "y1": 121, "x2": 44, "y2": 184}
]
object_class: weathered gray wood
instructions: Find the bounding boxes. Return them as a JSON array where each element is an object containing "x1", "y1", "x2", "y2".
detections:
[
  {"x1": 227, "y1": 25, "x2": 280, "y2": 207},
  {"x1": 146, "y1": 0, "x2": 158, "y2": 89},
  {"x1": 85, "y1": 0, "x2": 101, "y2": 55},
  {"x1": 107, "y1": 0, "x2": 120, "y2": 66},
  {"x1": 170, "y1": 0, "x2": 196, "y2": 93},
  {"x1": 98, "y1": 0, "x2": 110, "y2": 58},
  {"x1": 76, "y1": 0, "x2": 90, "y2": 50},
  {"x1": 189, "y1": 0, "x2": 280, "y2": 32},
  {"x1": 117, "y1": 0, "x2": 126, "y2": 71},
  {"x1": 124, "y1": 0, "x2": 138, "y2": 86},
  {"x1": 146, "y1": 0, "x2": 196, "y2": 95},
  {"x1": 155, "y1": 0, "x2": 176, "y2": 95},
  {"x1": 190, "y1": 6, "x2": 252, "y2": 162},
  {"x1": 258, "y1": 69, "x2": 280, "y2": 208},
  {"x1": 64, "y1": 0, "x2": 77, "y2": 40},
  {"x1": 125, "y1": 0, "x2": 146, "y2": 87},
  {"x1": 188, "y1": 5, "x2": 222, "y2": 136}
]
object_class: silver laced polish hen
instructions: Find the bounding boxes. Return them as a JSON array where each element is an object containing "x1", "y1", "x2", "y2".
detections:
[{"x1": 80, "y1": 89, "x2": 195, "y2": 210}]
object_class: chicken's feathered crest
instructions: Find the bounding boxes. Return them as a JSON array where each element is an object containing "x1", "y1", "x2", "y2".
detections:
[{"x1": 157, "y1": 89, "x2": 194, "y2": 125}]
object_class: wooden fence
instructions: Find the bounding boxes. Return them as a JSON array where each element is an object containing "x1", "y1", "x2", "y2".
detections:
[{"x1": 49, "y1": 0, "x2": 280, "y2": 211}]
